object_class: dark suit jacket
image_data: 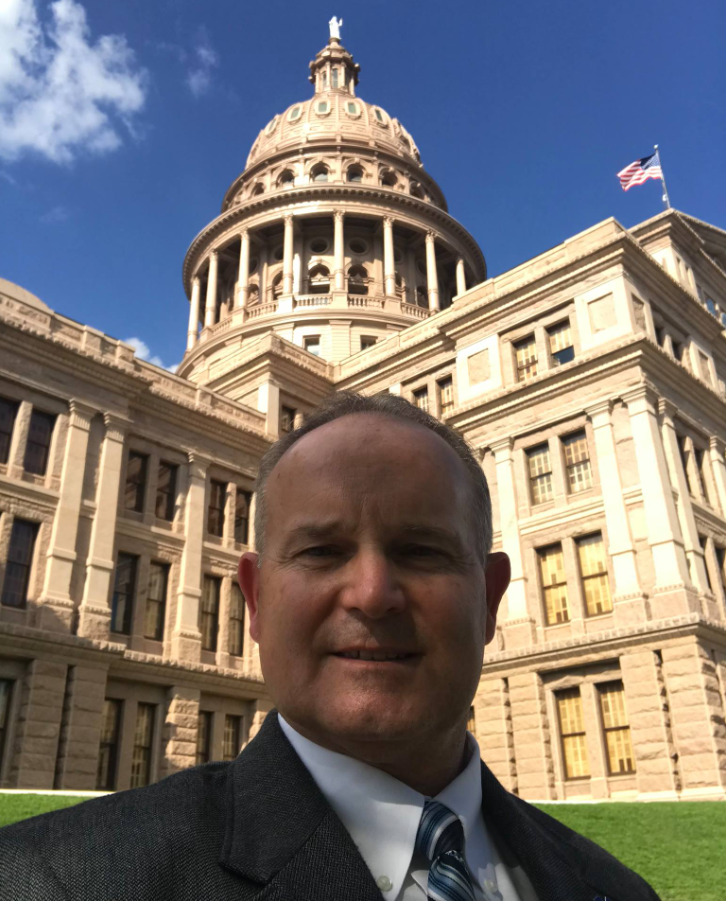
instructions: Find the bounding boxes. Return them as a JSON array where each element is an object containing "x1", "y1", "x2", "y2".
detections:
[{"x1": 0, "y1": 712, "x2": 660, "y2": 901}]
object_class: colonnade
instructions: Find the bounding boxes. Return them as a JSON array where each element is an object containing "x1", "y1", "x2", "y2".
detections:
[{"x1": 186, "y1": 213, "x2": 470, "y2": 351}]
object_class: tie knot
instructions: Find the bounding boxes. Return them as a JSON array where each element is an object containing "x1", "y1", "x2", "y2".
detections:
[{"x1": 415, "y1": 800, "x2": 465, "y2": 862}]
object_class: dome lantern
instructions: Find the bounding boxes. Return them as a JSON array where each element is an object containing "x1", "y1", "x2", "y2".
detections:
[{"x1": 308, "y1": 24, "x2": 360, "y2": 96}]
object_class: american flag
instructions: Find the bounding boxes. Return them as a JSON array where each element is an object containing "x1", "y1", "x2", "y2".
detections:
[{"x1": 617, "y1": 150, "x2": 663, "y2": 191}]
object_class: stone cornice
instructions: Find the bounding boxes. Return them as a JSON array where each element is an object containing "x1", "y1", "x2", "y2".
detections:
[{"x1": 181, "y1": 184, "x2": 486, "y2": 295}]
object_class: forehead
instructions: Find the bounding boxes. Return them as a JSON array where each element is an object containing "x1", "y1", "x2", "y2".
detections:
[{"x1": 266, "y1": 413, "x2": 473, "y2": 524}]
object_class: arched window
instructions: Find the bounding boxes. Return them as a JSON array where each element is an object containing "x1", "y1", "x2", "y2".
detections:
[
  {"x1": 278, "y1": 169, "x2": 295, "y2": 188},
  {"x1": 331, "y1": 68, "x2": 339, "y2": 89},
  {"x1": 347, "y1": 165, "x2": 364, "y2": 183},
  {"x1": 380, "y1": 169, "x2": 397, "y2": 188},
  {"x1": 416, "y1": 286, "x2": 428, "y2": 307},
  {"x1": 272, "y1": 272, "x2": 283, "y2": 300},
  {"x1": 308, "y1": 263, "x2": 330, "y2": 294},
  {"x1": 410, "y1": 181, "x2": 425, "y2": 200},
  {"x1": 395, "y1": 271, "x2": 405, "y2": 298},
  {"x1": 251, "y1": 183, "x2": 264, "y2": 196},
  {"x1": 247, "y1": 284, "x2": 259, "y2": 305},
  {"x1": 311, "y1": 164, "x2": 329, "y2": 183},
  {"x1": 348, "y1": 264, "x2": 369, "y2": 296}
]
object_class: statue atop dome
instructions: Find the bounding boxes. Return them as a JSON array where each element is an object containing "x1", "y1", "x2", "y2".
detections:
[{"x1": 328, "y1": 16, "x2": 343, "y2": 40}]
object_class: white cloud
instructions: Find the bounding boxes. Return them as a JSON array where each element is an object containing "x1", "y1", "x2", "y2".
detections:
[
  {"x1": 0, "y1": 0, "x2": 148, "y2": 164},
  {"x1": 125, "y1": 336, "x2": 171, "y2": 370},
  {"x1": 40, "y1": 203, "x2": 69, "y2": 223},
  {"x1": 186, "y1": 33, "x2": 217, "y2": 98}
]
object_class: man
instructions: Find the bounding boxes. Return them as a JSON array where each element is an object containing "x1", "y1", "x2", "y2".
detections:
[{"x1": 0, "y1": 391, "x2": 660, "y2": 901}]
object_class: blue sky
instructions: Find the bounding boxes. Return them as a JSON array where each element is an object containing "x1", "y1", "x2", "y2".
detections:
[{"x1": 1, "y1": 0, "x2": 724, "y2": 371}]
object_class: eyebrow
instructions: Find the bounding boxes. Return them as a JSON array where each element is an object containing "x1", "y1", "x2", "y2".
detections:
[{"x1": 281, "y1": 521, "x2": 466, "y2": 552}]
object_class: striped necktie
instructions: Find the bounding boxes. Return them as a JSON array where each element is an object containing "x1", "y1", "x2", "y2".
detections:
[{"x1": 415, "y1": 799, "x2": 476, "y2": 901}]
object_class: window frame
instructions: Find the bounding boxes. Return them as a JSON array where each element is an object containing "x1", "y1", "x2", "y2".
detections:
[
  {"x1": 513, "y1": 335, "x2": 538, "y2": 382},
  {"x1": 234, "y1": 489, "x2": 252, "y2": 545},
  {"x1": 538, "y1": 543, "x2": 570, "y2": 625},
  {"x1": 130, "y1": 702, "x2": 155, "y2": 789},
  {"x1": 155, "y1": 461, "x2": 178, "y2": 522},
  {"x1": 597, "y1": 681, "x2": 636, "y2": 776},
  {"x1": 280, "y1": 405, "x2": 296, "y2": 434},
  {"x1": 111, "y1": 552, "x2": 138, "y2": 635},
  {"x1": 0, "y1": 679, "x2": 14, "y2": 774},
  {"x1": 547, "y1": 319, "x2": 575, "y2": 367},
  {"x1": 0, "y1": 398, "x2": 19, "y2": 465},
  {"x1": 207, "y1": 479, "x2": 227, "y2": 537},
  {"x1": 196, "y1": 710, "x2": 213, "y2": 766},
  {"x1": 124, "y1": 451, "x2": 149, "y2": 513},
  {"x1": 527, "y1": 443, "x2": 554, "y2": 506},
  {"x1": 576, "y1": 532, "x2": 612, "y2": 616},
  {"x1": 555, "y1": 687, "x2": 591, "y2": 780},
  {"x1": 23, "y1": 409, "x2": 55, "y2": 476},
  {"x1": 143, "y1": 561, "x2": 169, "y2": 641},
  {"x1": 200, "y1": 576, "x2": 221, "y2": 652},
  {"x1": 223, "y1": 714, "x2": 242, "y2": 761},
  {"x1": 1, "y1": 519, "x2": 38, "y2": 608},
  {"x1": 303, "y1": 335, "x2": 321, "y2": 356},
  {"x1": 437, "y1": 376, "x2": 454, "y2": 416},
  {"x1": 96, "y1": 698, "x2": 122, "y2": 791},
  {"x1": 561, "y1": 430, "x2": 593, "y2": 494}
]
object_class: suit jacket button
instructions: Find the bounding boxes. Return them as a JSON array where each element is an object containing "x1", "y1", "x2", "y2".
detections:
[{"x1": 376, "y1": 875, "x2": 393, "y2": 892}]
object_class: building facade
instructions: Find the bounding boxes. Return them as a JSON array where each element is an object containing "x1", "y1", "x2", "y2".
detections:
[{"x1": 1, "y1": 32, "x2": 725, "y2": 800}]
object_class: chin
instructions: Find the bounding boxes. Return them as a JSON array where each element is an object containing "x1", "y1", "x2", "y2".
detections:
[{"x1": 320, "y1": 698, "x2": 430, "y2": 744}]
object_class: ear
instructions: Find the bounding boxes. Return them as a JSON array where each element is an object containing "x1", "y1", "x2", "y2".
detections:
[
  {"x1": 238, "y1": 552, "x2": 261, "y2": 643},
  {"x1": 483, "y1": 551, "x2": 510, "y2": 645}
]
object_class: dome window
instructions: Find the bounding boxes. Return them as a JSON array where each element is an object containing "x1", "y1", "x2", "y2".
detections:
[
  {"x1": 316, "y1": 100, "x2": 330, "y2": 114},
  {"x1": 321, "y1": 70, "x2": 328, "y2": 90},
  {"x1": 288, "y1": 106, "x2": 302, "y2": 122},
  {"x1": 278, "y1": 169, "x2": 295, "y2": 187},
  {"x1": 373, "y1": 108, "x2": 387, "y2": 125},
  {"x1": 251, "y1": 183, "x2": 265, "y2": 196},
  {"x1": 346, "y1": 101, "x2": 359, "y2": 116},
  {"x1": 347, "y1": 165, "x2": 364, "y2": 184},
  {"x1": 410, "y1": 181, "x2": 425, "y2": 199},
  {"x1": 380, "y1": 170, "x2": 397, "y2": 188},
  {"x1": 311, "y1": 164, "x2": 329, "y2": 183},
  {"x1": 272, "y1": 272, "x2": 283, "y2": 299},
  {"x1": 331, "y1": 67, "x2": 339, "y2": 89},
  {"x1": 309, "y1": 238, "x2": 329, "y2": 254},
  {"x1": 273, "y1": 245, "x2": 284, "y2": 262},
  {"x1": 416, "y1": 286, "x2": 428, "y2": 307},
  {"x1": 264, "y1": 116, "x2": 278, "y2": 135},
  {"x1": 348, "y1": 264, "x2": 369, "y2": 296},
  {"x1": 348, "y1": 238, "x2": 368, "y2": 255},
  {"x1": 308, "y1": 264, "x2": 330, "y2": 294},
  {"x1": 248, "y1": 284, "x2": 260, "y2": 305}
]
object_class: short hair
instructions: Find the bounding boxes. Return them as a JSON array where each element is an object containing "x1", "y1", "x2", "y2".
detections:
[{"x1": 253, "y1": 391, "x2": 492, "y2": 565}]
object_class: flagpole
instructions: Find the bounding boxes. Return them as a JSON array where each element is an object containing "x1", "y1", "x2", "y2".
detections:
[{"x1": 654, "y1": 144, "x2": 671, "y2": 210}]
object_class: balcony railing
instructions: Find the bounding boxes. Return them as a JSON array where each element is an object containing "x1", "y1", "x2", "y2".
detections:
[
  {"x1": 247, "y1": 301, "x2": 278, "y2": 319},
  {"x1": 401, "y1": 302, "x2": 430, "y2": 320},
  {"x1": 347, "y1": 295, "x2": 383, "y2": 308},
  {"x1": 295, "y1": 294, "x2": 331, "y2": 307}
]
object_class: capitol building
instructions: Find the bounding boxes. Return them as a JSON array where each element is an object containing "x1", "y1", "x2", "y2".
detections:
[{"x1": 1, "y1": 29, "x2": 725, "y2": 801}]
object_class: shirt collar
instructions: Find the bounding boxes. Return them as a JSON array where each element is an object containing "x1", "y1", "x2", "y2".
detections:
[{"x1": 278, "y1": 715, "x2": 483, "y2": 898}]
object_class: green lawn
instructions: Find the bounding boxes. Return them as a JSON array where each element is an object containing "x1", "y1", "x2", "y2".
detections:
[
  {"x1": 537, "y1": 802, "x2": 726, "y2": 901},
  {"x1": 0, "y1": 795, "x2": 721, "y2": 901}
]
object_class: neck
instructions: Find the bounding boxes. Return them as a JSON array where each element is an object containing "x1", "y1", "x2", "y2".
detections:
[{"x1": 283, "y1": 716, "x2": 471, "y2": 796}]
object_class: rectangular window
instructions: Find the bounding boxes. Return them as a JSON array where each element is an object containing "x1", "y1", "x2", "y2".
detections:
[
  {"x1": 130, "y1": 703, "x2": 155, "y2": 789},
  {"x1": 677, "y1": 435, "x2": 694, "y2": 495},
  {"x1": 699, "y1": 536, "x2": 713, "y2": 592},
  {"x1": 598, "y1": 682, "x2": 636, "y2": 775},
  {"x1": 1, "y1": 519, "x2": 38, "y2": 608},
  {"x1": 200, "y1": 576, "x2": 220, "y2": 652},
  {"x1": 196, "y1": 711, "x2": 212, "y2": 766},
  {"x1": 223, "y1": 714, "x2": 242, "y2": 761},
  {"x1": 207, "y1": 480, "x2": 227, "y2": 537},
  {"x1": 437, "y1": 377, "x2": 454, "y2": 416},
  {"x1": 0, "y1": 398, "x2": 18, "y2": 465},
  {"x1": 538, "y1": 543, "x2": 569, "y2": 625},
  {"x1": 413, "y1": 386, "x2": 429, "y2": 413},
  {"x1": 155, "y1": 461, "x2": 177, "y2": 521},
  {"x1": 304, "y1": 335, "x2": 321, "y2": 356},
  {"x1": 556, "y1": 688, "x2": 590, "y2": 779},
  {"x1": 562, "y1": 431, "x2": 592, "y2": 494},
  {"x1": 96, "y1": 698, "x2": 122, "y2": 791},
  {"x1": 514, "y1": 335, "x2": 538, "y2": 382},
  {"x1": 144, "y1": 562, "x2": 169, "y2": 641},
  {"x1": 577, "y1": 533, "x2": 612, "y2": 615},
  {"x1": 229, "y1": 583, "x2": 245, "y2": 657},
  {"x1": 716, "y1": 546, "x2": 726, "y2": 595},
  {"x1": 280, "y1": 405, "x2": 296, "y2": 434},
  {"x1": 0, "y1": 679, "x2": 13, "y2": 772},
  {"x1": 234, "y1": 490, "x2": 252, "y2": 545},
  {"x1": 527, "y1": 443, "x2": 553, "y2": 505},
  {"x1": 467, "y1": 706, "x2": 476, "y2": 733},
  {"x1": 694, "y1": 448, "x2": 712, "y2": 504},
  {"x1": 361, "y1": 336, "x2": 377, "y2": 350},
  {"x1": 111, "y1": 553, "x2": 138, "y2": 634},
  {"x1": 124, "y1": 451, "x2": 148, "y2": 513},
  {"x1": 23, "y1": 410, "x2": 55, "y2": 476},
  {"x1": 548, "y1": 321, "x2": 574, "y2": 366}
]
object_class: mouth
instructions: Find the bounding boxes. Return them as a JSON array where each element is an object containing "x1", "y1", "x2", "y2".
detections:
[{"x1": 333, "y1": 649, "x2": 419, "y2": 662}]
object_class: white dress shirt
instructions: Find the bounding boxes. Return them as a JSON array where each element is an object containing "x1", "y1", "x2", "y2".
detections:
[{"x1": 279, "y1": 716, "x2": 533, "y2": 901}]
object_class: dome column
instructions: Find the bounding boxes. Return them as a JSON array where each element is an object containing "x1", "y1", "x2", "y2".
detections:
[
  {"x1": 187, "y1": 277, "x2": 201, "y2": 350},
  {"x1": 333, "y1": 211, "x2": 345, "y2": 292},
  {"x1": 383, "y1": 217, "x2": 396, "y2": 297},
  {"x1": 456, "y1": 257, "x2": 467, "y2": 297},
  {"x1": 425, "y1": 231, "x2": 440, "y2": 312},
  {"x1": 282, "y1": 216, "x2": 294, "y2": 296},
  {"x1": 204, "y1": 251, "x2": 219, "y2": 328},
  {"x1": 236, "y1": 229, "x2": 250, "y2": 310}
]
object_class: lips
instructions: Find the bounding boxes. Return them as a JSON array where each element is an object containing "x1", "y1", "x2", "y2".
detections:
[{"x1": 334, "y1": 649, "x2": 417, "y2": 661}]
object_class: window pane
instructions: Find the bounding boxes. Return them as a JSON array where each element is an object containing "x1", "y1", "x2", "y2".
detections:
[
  {"x1": 577, "y1": 534, "x2": 612, "y2": 615},
  {"x1": 201, "y1": 577, "x2": 220, "y2": 651},
  {"x1": 539, "y1": 544, "x2": 569, "y2": 624},
  {"x1": 96, "y1": 698, "x2": 121, "y2": 790},
  {"x1": 124, "y1": 452, "x2": 148, "y2": 512},
  {"x1": 111, "y1": 553, "x2": 137, "y2": 634},
  {"x1": 223, "y1": 715, "x2": 241, "y2": 760},
  {"x1": 234, "y1": 490, "x2": 251, "y2": 544},
  {"x1": 1, "y1": 519, "x2": 38, "y2": 608},
  {"x1": 514, "y1": 336, "x2": 538, "y2": 381},
  {"x1": 438, "y1": 377, "x2": 454, "y2": 415},
  {"x1": 0, "y1": 398, "x2": 18, "y2": 465},
  {"x1": 130, "y1": 703, "x2": 154, "y2": 788},
  {"x1": 413, "y1": 387, "x2": 429, "y2": 412},
  {"x1": 556, "y1": 689, "x2": 590, "y2": 779},
  {"x1": 144, "y1": 563, "x2": 168, "y2": 640},
  {"x1": 208, "y1": 480, "x2": 226, "y2": 537},
  {"x1": 155, "y1": 462, "x2": 177, "y2": 521},
  {"x1": 562, "y1": 431, "x2": 592, "y2": 493},
  {"x1": 196, "y1": 711, "x2": 212, "y2": 765},
  {"x1": 24, "y1": 411, "x2": 55, "y2": 475},
  {"x1": 599, "y1": 682, "x2": 635, "y2": 774},
  {"x1": 548, "y1": 321, "x2": 574, "y2": 365},
  {"x1": 229, "y1": 583, "x2": 245, "y2": 657},
  {"x1": 0, "y1": 679, "x2": 12, "y2": 772},
  {"x1": 280, "y1": 406, "x2": 296, "y2": 434},
  {"x1": 527, "y1": 444, "x2": 553, "y2": 504}
]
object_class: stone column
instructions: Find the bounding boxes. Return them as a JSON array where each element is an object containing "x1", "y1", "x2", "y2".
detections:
[
  {"x1": 333, "y1": 211, "x2": 345, "y2": 292},
  {"x1": 282, "y1": 216, "x2": 294, "y2": 295},
  {"x1": 508, "y1": 672, "x2": 555, "y2": 800},
  {"x1": 39, "y1": 401, "x2": 96, "y2": 633},
  {"x1": 186, "y1": 277, "x2": 201, "y2": 351},
  {"x1": 161, "y1": 686, "x2": 201, "y2": 777},
  {"x1": 659, "y1": 400, "x2": 710, "y2": 592},
  {"x1": 455, "y1": 257, "x2": 466, "y2": 297},
  {"x1": 77, "y1": 413, "x2": 128, "y2": 641},
  {"x1": 474, "y1": 677, "x2": 517, "y2": 793},
  {"x1": 586, "y1": 400, "x2": 645, "y2": 620},
  {"x1": 236, "y1": 230, "x2": 250, "y2": 309},
  {"x1": 492, "y1": 439, "x2": 535, "y2": 647},
  {"x1": 204, "y1": 251, "x2": 219, "y2": 328},
  {"x1": 53, "y1": 664, "x2": 108, "y2": 790},
  {"x1": 258, "y1": 242, "x2": 268, "y2": 304},
  {"x1": 247, "y1": 699, "x2": 274, "y2": 743},
  {"x1": 6, "y1": 400, "x2": 32, "y2": 479},
  {"x1": 709, "y1": 437, "x2": 726, "y2": 517},
  {"x1": 622, "y1": 386, "x2": 692, "y2": 606},
  {"x1": 425, "y1": 231, "x2": 440, "y2": 311},
  {"x1": 383, "y1": 217, "x2": 396, "y2": 297},
  {"x1": 169, "y1": 453, "x2": 208, "y2": 662},
  {"x1": 257, "y1": 380, "x2": 281, "y2": 438}
]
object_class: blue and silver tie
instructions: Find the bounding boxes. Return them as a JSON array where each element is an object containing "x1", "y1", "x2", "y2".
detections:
[{"x1": 415, "y1": 799, "x2": 476, "y2": 901}]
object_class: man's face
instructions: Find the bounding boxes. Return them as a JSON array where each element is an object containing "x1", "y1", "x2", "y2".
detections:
[{"x1": 239, "y1": 413, "x2": 509, "y2": 751}]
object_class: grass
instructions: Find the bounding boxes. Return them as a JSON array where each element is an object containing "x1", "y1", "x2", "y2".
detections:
[
  {"x1": 0, "y1": 795, "x2": 721, "y2": 900},
  {"x1": 537, "y1": 801, "x2": 726, "y2": 901}
]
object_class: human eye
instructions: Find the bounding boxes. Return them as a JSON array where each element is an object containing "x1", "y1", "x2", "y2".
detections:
[{"x1": 299, "y1": 545, "x2": 338, "y2": 558}]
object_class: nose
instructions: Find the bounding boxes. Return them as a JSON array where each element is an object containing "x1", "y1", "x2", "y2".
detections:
[{"x1": 338, "y1": 547, "x2": 406, "y2": 619}]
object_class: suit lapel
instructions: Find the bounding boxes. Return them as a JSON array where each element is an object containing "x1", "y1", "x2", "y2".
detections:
[{"x1": 220, "y1": 712, "x2": 383, "y2": 901}]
